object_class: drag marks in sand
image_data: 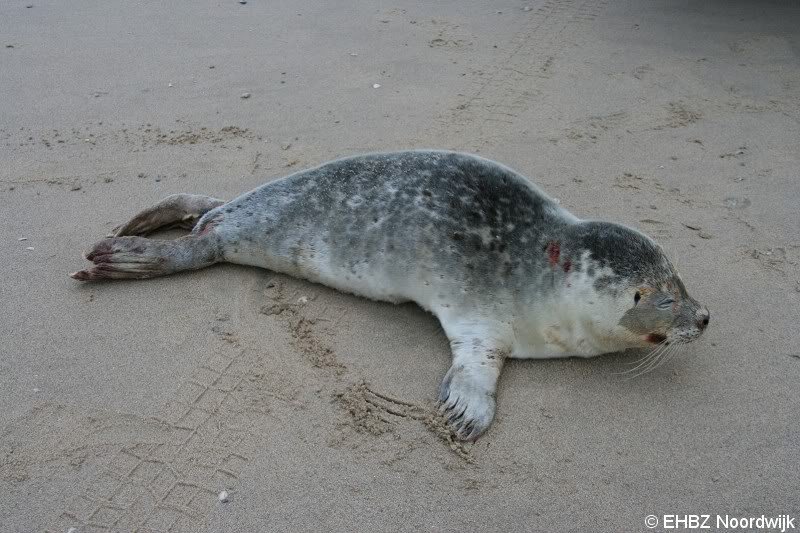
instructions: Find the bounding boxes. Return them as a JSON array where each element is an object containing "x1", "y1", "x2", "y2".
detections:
[{"x1": 255, "y1": 277, "x2": 472, "y2": 462}]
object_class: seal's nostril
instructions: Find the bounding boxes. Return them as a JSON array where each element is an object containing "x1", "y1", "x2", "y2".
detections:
[{"x1": 699, "y1": 310, "x2": 710, "y2": 328}]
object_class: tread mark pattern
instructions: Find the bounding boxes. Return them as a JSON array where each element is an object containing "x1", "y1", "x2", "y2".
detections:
[{"x1": 49, "y1": 337, "x2": 262, "y2": 533}]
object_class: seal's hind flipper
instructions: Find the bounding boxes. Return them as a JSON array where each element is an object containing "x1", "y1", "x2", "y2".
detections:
[
  {"x1": 70, "y1": 235, "x2": 221, "y2": 281},
  {"x1": 112, "y1": 193, "x2": 224, "y2": 237}
]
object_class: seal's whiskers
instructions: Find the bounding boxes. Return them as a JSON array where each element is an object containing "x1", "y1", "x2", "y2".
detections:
[
  {"x1": 627, "y1": 341, "x2": 683, "y2": 379},
  {"x1": 615, "y1": 340, "x2": 669, "y2": 376},
  {"x1": 647, "y1": 342, "x2": 684, "y2": 375}
]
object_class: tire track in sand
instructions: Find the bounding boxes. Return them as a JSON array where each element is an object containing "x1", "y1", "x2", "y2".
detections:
[
  {"x1": 46, "y1": 316, "x2": 298, "y2": 533},
  {"x1": 432, "y1": 0, "x2": 609, "y2": 148}
]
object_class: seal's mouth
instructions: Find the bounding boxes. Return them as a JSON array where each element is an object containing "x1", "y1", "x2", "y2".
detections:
[{"x1": 646, "y1": 333, "x2": 668, "y2": 344}]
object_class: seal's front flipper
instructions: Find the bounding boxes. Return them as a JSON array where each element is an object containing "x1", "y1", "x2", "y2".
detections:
[
  {"x1": 437, "y1": 325, "x2": 509, "y2": 441},
  {"x1": 70, "y1": 235, "x2": 221, "y2": 281},
  {"x1": 112, "y1": 194, "x2": 224, "y2": 237}
]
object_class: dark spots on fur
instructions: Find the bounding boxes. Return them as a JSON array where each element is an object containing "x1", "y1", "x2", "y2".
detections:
[
  {"x1": 485, "y1": 238, "x2": 506, "y2": 254},
  {"x1": 546, "y1": 241, "x2": 560, "y2": 268},
  {"x1": 571, "y1": 221, "x2": 672, "y2": 283},
  {"x1": 224, "y1": 208, "x2": 233, "y2": 213},
  {"x1": 562, "y1": 259, "x2": 572, "y2": 273},
  {"x1": 216, "y1": 151, "x2": 573, "y2": 297},
  {"x1": 246, "y1": 211, "x2": 253, "y2": 217}
]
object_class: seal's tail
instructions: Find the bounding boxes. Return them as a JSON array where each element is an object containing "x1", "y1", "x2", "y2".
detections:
[
  {"x1": 110, "y1": 193, "x2": 224, "y2": 237},
  {"x1": 70, "y1": 234, "x2": 221, "y2": 281}
]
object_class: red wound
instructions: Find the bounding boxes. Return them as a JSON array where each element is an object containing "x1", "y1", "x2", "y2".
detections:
[
  {"x1": 198, "y1": 215, "x2": 223, "y2": 235},
  {"x1": 546, "y1": 241, "x2": 560, "y2": 268}
]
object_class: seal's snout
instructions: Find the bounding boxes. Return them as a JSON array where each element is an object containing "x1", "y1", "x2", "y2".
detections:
[{"x1": 696, "y1": 308, "x2": 710, "y2": 330}]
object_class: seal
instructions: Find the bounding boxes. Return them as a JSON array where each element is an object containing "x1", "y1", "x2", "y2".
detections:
[{"x1": 71, "y1": 150, "x2": 710, "y2": 440}]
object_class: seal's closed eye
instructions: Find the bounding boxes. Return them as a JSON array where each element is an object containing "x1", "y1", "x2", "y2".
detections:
[{"x1": 657, "y1": 298, "x2": 675, "y2": 310}]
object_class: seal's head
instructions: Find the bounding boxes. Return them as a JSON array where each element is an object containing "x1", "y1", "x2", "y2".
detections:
[{"x1": 568, "y1": 221, "x2": 710, "y2": 351}]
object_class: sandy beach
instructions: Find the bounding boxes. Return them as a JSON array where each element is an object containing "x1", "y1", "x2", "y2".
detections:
[{"x1": 1, "y1": 0, "x2": 799, "y2": 531}]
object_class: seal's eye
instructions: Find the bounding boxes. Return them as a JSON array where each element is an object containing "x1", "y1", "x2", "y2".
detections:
[
  {"x1": 634, "y1": 291, "x2": 641, "y2": 304},
  {"x1": 657, "y1": 298, "x2": 675, "y2": 310}
]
